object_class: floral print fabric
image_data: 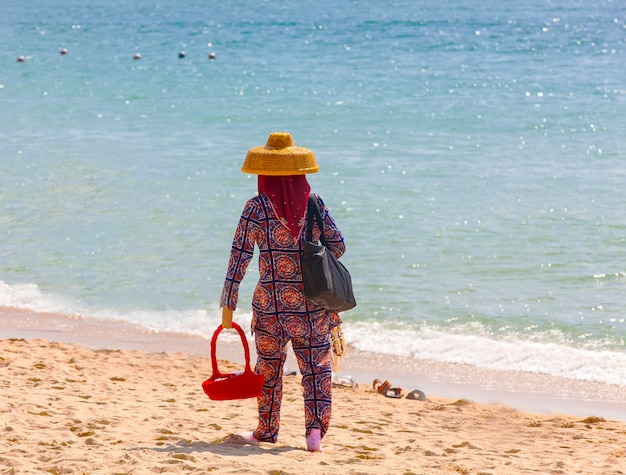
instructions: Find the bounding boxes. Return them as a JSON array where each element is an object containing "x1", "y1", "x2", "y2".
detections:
[{"x1": 220, "y1": 193, "x2": 345, "y2": 336}]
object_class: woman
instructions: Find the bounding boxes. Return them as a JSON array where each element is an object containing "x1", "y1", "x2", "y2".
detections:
[{"x1": 220, "y1": 132, "x2": 346, "y2": 452}]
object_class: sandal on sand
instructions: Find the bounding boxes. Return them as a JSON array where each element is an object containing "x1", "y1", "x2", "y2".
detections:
[
  {"x1": 372, "y1": 378, "x2": 390, "y2": 393},
  {"x1": 333, "y1": 374, "x2": 358, "y2": 389},
  {"x1": 383, "y1": 387, "x2": 403, "y2": 398},
  {"x1": 406, "y1": 389, "x2": 426, "y2": 401}
]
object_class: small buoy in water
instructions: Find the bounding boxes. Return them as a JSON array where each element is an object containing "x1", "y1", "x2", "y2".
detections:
[
  {"x1": 208, "y1": 52, "x2": 216, "y2": 60},
  {"x1": 133, "y1": 53, "x2": 142, "y2": 60},
  {"x1": 60, "y1": 48, "x2": 68, "y2": 55},
  {"x1": 17, "y1": 56, "x2": 25, "y2": 62},
  {"x1": 178, "y1": 51, "x2": 186, "y2": 58}
]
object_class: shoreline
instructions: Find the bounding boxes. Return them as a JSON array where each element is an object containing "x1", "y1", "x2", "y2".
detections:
[
  {"x1": 2, "y1": 305, "x2": 624, "y2": 422},
  {"x1": 3, "y1": 306, "x2": 626, "y2": 474}
]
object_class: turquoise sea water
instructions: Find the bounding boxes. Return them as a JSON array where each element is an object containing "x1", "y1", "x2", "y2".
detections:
[{"x1": 2, "y1": 0, "x2": 626, "y2": 386}]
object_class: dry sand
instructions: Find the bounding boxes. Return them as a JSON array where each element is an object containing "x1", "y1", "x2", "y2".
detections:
[{"x1": 2, "y1": 330, "x2": 626, "y2": 474}]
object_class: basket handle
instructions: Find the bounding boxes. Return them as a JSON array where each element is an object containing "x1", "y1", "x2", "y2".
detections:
[{"x1": 210, "y1": 322, "x2": 253, "y2": 378}]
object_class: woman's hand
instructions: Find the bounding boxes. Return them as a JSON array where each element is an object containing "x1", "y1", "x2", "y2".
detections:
[{"x1": 221, "y1": 307, "x2": 234, "y2": 329}]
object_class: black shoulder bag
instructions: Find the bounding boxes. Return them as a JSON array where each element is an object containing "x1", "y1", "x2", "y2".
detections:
[{"x1": 301, "y1": 195, "x2": 356, "y2": 313}]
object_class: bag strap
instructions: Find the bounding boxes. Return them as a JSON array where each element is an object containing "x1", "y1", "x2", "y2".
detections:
[
  {"x1": 210, "y1": 322, "x2": 253, "y2": 378},
  {"x1": 306, "y1": 194, "x2": 328, "y2": 247}
]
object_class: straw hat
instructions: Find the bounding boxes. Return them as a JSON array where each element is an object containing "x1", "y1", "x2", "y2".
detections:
[{"x1": 241, "y1": 132, "x2": 319, "y2": 176}]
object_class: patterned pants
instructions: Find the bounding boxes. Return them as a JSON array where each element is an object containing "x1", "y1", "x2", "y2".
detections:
[{"x1": 252, "y1": 323, "x2": 333, "y2": 443}]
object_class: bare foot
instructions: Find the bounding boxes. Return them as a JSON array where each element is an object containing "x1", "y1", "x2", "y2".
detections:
[
  {"x1": 240, "y1": 431, "x2": 260, "y2": 445},
  {"x1": 306, "y1": 429, "x2": 323, "y2": 452}
]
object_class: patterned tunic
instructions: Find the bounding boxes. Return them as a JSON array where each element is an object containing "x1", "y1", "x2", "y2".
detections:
[{"x1": 220, "y1": 192, "x2": 345, "y2": 335}]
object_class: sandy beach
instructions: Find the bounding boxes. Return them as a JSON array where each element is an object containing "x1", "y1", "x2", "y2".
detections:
[{"x1": 1, "y1": 308, "x2": 626, "y2": 474}]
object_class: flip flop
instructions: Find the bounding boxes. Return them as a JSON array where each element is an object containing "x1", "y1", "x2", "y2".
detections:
[
  {"x1": 372, "y1": 379, "x2": 392, "y2": 394},
  {"x1": 406, "y1": 389, "x2": 426, "y2": 401},
  {"x1": 333, "y1": 375, "x2": 358, "y2": 389},
  {"x1": 383, "y1": 387, "x2": 403, "y2": 398}
]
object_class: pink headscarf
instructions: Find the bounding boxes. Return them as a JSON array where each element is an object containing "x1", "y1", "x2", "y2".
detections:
[{"x1": 258, "y1": 175, "x2": 311, "y2": 239}]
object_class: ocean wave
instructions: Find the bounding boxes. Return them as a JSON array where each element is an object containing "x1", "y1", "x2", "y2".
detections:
[
  {"x1": 0, "y1": 280, "x2": 76, "y2": 315},
  {"x1": 346, "y1": 320, "x2": 626, "y2": 387},
  {"x1": 2, "y1": 279, "x2": 625, "y2": 386},
  {"x1": 0, "y1": 279, "x2": 249, "y2": 342}
]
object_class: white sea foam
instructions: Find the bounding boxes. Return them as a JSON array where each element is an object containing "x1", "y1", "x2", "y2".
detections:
[
  {"x1": 345, "y1": 320, "x2": 626, "y2": 387},
  {"x1": 0, "y1": 280, "x2": 75, "y2": 315},
  {"x1": 0, "y1": 279, "x2": 250, "y2": 343},
  {"x1": 1, "y1": 279, "x2": 624, "y2": 386}
]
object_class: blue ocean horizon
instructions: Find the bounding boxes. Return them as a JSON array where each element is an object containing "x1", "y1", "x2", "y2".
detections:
[{"x1": 2, "y1": 0, "x2": 625, "y2": 387}]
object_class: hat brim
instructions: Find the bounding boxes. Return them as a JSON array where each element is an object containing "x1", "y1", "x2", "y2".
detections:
[{"x1": 241, "y1": 146, "x2": 319, "y2": 175}]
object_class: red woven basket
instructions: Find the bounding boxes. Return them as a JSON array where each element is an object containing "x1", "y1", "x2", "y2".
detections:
[{"x1": 202, "y1": 322, "x2": 264, "y2": 401}]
